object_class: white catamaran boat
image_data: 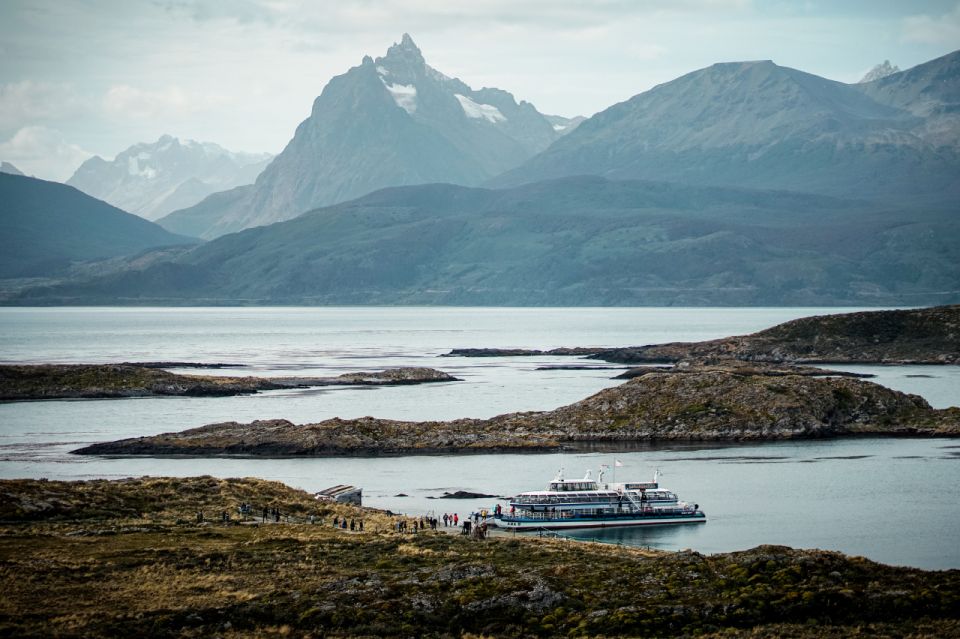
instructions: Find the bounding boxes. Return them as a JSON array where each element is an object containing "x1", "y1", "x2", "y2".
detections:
[{"x1": 490, "y1": 467, "x2": 705, "y2": 531}]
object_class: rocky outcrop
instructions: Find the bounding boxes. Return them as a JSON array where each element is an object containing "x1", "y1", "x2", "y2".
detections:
[
  {"x1": 429, "y1": 491, "x2": 501, "y2": 499},
  {"x1": 74, "y1": 364, "x2": 959, "y2": 456},
  {"x1": 0, "y1": 365, "x2": 459, "y2": 401},
  {"x1": 591, "y1": 305, "x2": 960, "y2": 365}
]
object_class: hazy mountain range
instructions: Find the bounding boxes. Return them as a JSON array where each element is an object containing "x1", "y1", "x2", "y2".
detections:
[
  {"x1": 10, "y1": 176, "x2": 958, "y2": 306},
  {"x1": 0, "y1": 173, "x2": 195, "y2": 279},
  {"x1": 493, "y1": 51, "x2": 960, "y2": 205},
  {"x1": 158, "y1": 34, "x2": 580, "y2": 239},
  {"x1": 2, "y1": 42, "x2": 958, "y2": 307},
  {"x1": 67, "y1": 136, "x2": 272, "y2": 221}
]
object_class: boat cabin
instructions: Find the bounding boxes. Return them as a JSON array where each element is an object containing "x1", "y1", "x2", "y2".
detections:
[
  {"x1": 547, "y1": 470, "x2": 600, "y2": 492},
  {"x1": 547, "y1": 479, "x2": 599, "y2": 492}
]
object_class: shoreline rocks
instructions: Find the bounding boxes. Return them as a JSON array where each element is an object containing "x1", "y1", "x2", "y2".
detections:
[{"x1": 0, "y1": 364, "x2": 460, "y2": 401}]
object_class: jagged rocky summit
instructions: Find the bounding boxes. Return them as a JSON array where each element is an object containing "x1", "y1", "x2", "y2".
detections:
[
  {"x1": 74, "y1": 363, "x2": 959, "y2": 456},
  {"x1": 159, "y1": 34, "x2": 580, "y2": 239},
  {"x1": 859, "y1": 60, "x2": 901, "y2": 83}
]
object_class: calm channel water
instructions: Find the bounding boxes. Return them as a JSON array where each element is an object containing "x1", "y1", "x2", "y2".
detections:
[{"x1": 1, "y1": 307, "x2": 957, "y2": 569}]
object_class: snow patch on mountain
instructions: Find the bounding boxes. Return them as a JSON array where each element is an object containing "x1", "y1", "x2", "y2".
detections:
[
  {"x1": 382, "y1": 81, "x2": 418, "y2": 114},
  {"x1": 126, "y1": 156, "x2": 157, "y2": 179},
  {"x1": 454, "y1": 94, "x2": 506, "y2": 123}
]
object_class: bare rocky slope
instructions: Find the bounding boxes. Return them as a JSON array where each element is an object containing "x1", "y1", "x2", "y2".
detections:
[
  {"x1": 590, "y1": 305, "x2": 960, "y2": 365},
  {"x1": 0, "y1": 364, "x2": 458, "y2": 401},
  {"x1": 74, "y1": 364, "x2": 959, "y2": 456}
]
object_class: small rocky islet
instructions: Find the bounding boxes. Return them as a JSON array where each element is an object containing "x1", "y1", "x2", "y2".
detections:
[
  {"x1": 74, "y1": 362, "x2": 959, "y2": 457},
  {"x1": 0, "y1": 364, "x2": 460, "y2": 401},
  {"x1": 0, "y1": 476, "x2": 957, "y2": 638}
]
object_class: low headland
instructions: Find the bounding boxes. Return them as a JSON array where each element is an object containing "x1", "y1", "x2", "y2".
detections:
[
  {"x1": 446, "y1": 305, "x2": 960, "y2": 365},
  {"x1": 0, "y1": 364, "x2": 459, "y2": 401},
  {"x1": 75, "y1": 363, "x2": 959, "y2": 456},
  {"x1": 1, "y1": 476, "x2": 956, "y2": 638}
]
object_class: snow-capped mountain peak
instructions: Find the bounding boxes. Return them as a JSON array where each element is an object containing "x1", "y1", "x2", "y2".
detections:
[
  {"x1": 159, "y1": 35, "x2": 582, "y2": 239},
  {"x1": 67, "y1": 135, "x2": 272, "y2": 220}
]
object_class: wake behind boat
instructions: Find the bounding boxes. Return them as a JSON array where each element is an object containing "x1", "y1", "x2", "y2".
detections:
[{"x1": 491, "y1": 467, "x2": 705, "y2": 531}]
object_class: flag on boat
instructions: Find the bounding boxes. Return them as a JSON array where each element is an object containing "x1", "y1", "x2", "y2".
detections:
[{"x1": 615, "y1": 460, "x2": 623, "y2": 467}]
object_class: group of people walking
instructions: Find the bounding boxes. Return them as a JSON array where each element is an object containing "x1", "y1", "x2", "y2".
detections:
[{"x1": 332, "y1": 516, "x2": 362, "y2": 531}]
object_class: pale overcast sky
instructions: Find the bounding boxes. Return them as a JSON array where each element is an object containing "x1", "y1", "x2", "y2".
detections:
[{"x1": 1, "y1": 0, "x2": 958, "y2": 180}]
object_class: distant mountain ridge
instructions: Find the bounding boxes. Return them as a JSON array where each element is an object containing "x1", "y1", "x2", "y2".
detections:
[
  {"x1": 492, "y1": 51, "x2": 960, "y2": 205},
  {"x1": 14, "y1": 176, "x2": 958, "y2": 306},
  {"x1": 0, "y1": 173, "x2": 196, "y2": 279},
  {"x1": 0, "y1": 162, "x2": 24, "y2": 176},
  {"x1": 856, "y1": 50, "x2": 960, "y2": 147},
  {"x1": 159, "y1": 34, "x2": 579, "y2": 239},
  {"x1": 67, "y1": 135, "x2": 272, "y2": 221}
]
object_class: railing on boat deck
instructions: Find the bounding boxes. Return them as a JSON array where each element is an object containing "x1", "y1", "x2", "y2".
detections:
[{"x1": 501, "y1": 506, "x2": 695, "y2": 522}]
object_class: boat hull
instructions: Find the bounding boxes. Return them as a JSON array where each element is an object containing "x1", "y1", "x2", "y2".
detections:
[{"x1": 492, "y1": 512, "x2": 706, "y2": 531}]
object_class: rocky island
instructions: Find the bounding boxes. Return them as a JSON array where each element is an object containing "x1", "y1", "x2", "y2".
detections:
[
  {"x1": 75, "y1": 363, "x2": 959, "y2": 456},
  {"x1": 446, "y1": 305, "x2": 960, "y2": 365},
  {"x1": 0, "y1": 476, "x2": 956, "y2": 638},
  {"x1": 0, "y1": 364, "x2": 459, "y2": 401},
  {"x1": 591, "y1": 305, "x2": 960, "y2": 365}
]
